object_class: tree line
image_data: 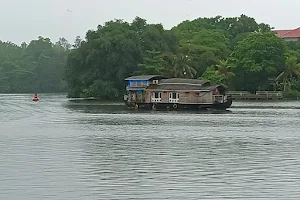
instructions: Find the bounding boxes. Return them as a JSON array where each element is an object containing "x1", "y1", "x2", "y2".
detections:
[
  {"x1": 1, "y1": 15, "x2": 300, "y2": 98},
  {"x1": 0, "y1": 36, "x2": 81, "y2": 93},
  {"x1": 65, "y1": 15, "x2": 300, "y2": 99}
]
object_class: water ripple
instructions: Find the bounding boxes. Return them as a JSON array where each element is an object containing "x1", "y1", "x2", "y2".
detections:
[{"x1": 1, "y1": 94, "x2": 300, "y2": 199}]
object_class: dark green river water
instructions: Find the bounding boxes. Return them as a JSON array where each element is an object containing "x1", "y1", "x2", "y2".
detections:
[{"x1": 1, "y1": 94, "x2": 300, "y2": 199}]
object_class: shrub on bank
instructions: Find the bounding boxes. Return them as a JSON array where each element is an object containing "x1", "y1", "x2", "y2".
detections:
[{"x1": 284, "y1": 89, "x2": 300, "y2": 99}]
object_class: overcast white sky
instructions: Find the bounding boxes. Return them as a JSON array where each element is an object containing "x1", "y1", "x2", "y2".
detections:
[{"x1": 1, "y1": 0, "x2": 300, "y2": 44}]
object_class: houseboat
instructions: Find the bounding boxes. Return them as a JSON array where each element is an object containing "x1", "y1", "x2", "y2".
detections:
[{"x1": 124, "y1": 75, "x2": 232, "y2": 110}]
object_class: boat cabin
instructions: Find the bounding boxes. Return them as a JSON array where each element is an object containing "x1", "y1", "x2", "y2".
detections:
[{"x1": 124, "y1": 75, "x2": 165, "y2": 104}]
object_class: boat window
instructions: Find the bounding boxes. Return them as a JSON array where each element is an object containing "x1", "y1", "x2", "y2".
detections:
[
  {"x1": 153, "y1": 92, "x2": 161, "y2": 99},
  {"x1": 171, "y1": 92, "x2": 179, "y2": 99},
  {"x1": 136, "y1": 81, "x2": 142, "y2": 87},
  {"x1": 172, "y1": 93, "x2": 176, "y2": 99},
  {"x1": 130, "y1": 81, "x2": 137, "y2": 87},
  {"x1": 131, "y1": 81, "x2": 148, "y2": 87},
  {"x1": 142, "y1": 81, "x2": 148, "y2": 86}
]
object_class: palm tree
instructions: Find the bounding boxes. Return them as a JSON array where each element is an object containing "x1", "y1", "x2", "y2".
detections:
[
  {"x1": 276, "y1": 56, "x2": 300, "y2": 92},
  {"x1": 171, "y1": 54, "x2": 197, "y2": 78},
  {"x1": 214, "y1": 59, "x2": 235, "y2": 86},
  {"x1": 215, "y1": 59, "x2": 235, "y2": 79}
]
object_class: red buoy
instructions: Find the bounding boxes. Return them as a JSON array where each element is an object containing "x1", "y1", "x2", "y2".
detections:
[{"x1": 33, "y1": 94, "x2": 39, "y2": 102}]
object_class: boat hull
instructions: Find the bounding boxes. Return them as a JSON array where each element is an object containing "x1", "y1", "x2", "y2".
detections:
[{"x1": 124, "y1": 99, "x2": 232, "y2": 110}]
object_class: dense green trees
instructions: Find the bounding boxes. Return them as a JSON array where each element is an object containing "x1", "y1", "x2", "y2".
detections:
[
  {"x1": 2, "y1": 15, "x2": 300, "y2": 98},
  {"x1": 0, "y1": 37, "x2": 71, "y2": 93},
  {"x1": 230, "y1": 32, "x2": 287, "y2": 92},
  {"x1": 276, "y1": 56, "x2": 300, "y2": 92},
  {"x1": 64, "y1": 18, "x2": 178, "y2": 99},
  {"x1": 63, "y1": 15, "x2": 300, "y2": 99}
]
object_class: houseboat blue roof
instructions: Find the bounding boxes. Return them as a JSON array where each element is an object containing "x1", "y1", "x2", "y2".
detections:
[{"x1": 125, "y1": 75, "x2": 163, "y2": 81}]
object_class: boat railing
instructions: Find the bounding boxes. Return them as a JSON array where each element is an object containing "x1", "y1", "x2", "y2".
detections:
[
  {"x1": 255, "y1": 91, "x2": 283, "y2": 97},
  {"x1": 213, "y1": 95, "x2": 224, "y2": 103},
  {"x1": 151, "y1": 98, "x2": 162, "y2": 103},
  {"x1": 227, "y1": 91, "x2": 251, "y2": 96},
  {"x1": 169, "y1": 99, "x2": 179, "y2": 103}
]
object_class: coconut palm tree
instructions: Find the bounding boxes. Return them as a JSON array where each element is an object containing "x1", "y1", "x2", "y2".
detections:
[
  {"x1": 276, "y1": 56, "x2": 300, "y2": 92},
  {"x1": 215, "y1": 59, "x2": 235, "y2": 79},
  {"x1": 214, "y1": 59, "x2": 235, "y2": 87},
  {"x1": 171, "y1": 54, "x2": 197, "y2": 78}
]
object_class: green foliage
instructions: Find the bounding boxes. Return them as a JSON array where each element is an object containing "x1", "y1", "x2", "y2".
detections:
[
  {"x1": 215, "y1": 59, "x2": 235, "y2": 79},
  {"x1": 176, "y1": 28, "x2": 230, "y2": 75},
  {"x1": 64, "y1": 15, "x2": 300, "y2": 98},
  {"x1": 174, "y1": 14, "x2": 271, "y2": 40},
  {"x1": 65, "y1": 19, "x2": 143, "y2": 99},
  {"x1": 201, "y1": 66, "x2": 225, "y2": 85},
  {"x1": 231, "y1": 32, "x2": 286, "y2": 72},
  {"x1": 286, "y1": 40, "x2": 300, "y2": 51},
  {"x1": 83, "y1": 80, "x2": 119, "y2": 99},
  {"x1": 201, "y1": 59, "x2": 235, "y2": 86},
  {"x1": 230, "y1": 32, "x2": 251, "y2": 49},
  {"x1": 64, "y1": 17, "x2": 178, "y2": 99},
  {"x1": 170, "y1": 54, "x2": 197, "y2": 78},
  {"x1": 0, "y1": 37, "x2": 71, "y2": 93},
  {"x1": 135, "y1": 50, "x2": 165, "y2": 75},
  {"x1": 284, "y1": 88, "x2": 300, "y2": 99},
  {"x1": 4, "y1": 14, "x2": 300, "y2": 97},
  {"x1": 230, "y1": 32, "x2": 287, "y2": 92},
  {"x1": 276, "y1": 56, "x2": 300, "y2": 92},
  {"x1": 172, "y1": 14, "x2": 269, "y2": 76}
]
